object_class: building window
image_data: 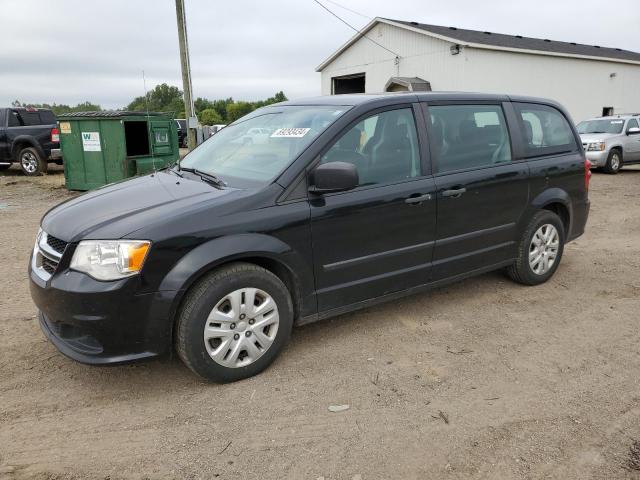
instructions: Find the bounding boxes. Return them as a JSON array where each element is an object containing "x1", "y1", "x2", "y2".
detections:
[{"x1": 332, "y1": 73, "x2": 365, "y2": 95}]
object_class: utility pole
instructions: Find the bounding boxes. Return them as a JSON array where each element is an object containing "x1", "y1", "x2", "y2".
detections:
[{"x1": 175, "y1": 0, "x2": 197, "y2": 150}]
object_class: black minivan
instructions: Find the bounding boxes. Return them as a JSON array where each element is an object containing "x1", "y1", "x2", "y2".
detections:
[{"x1": 29, "y1": 93, "x2": 590, "y2": 382}]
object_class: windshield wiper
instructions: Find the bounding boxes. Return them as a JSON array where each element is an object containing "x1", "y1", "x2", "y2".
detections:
[
  {"x1": 166, "y1": 164, "x2": 183, "y2": 177},
  {"x1": 178, "y1": 166, "x2": 226, "y2": 187}
]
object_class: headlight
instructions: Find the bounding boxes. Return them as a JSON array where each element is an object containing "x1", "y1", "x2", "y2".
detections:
[
  {"x1": 70, "y1": 240, "x2": 151, "y2": 281},
  {"x1": 586, "y1": 142, "x2": 605, "y2": 151}
]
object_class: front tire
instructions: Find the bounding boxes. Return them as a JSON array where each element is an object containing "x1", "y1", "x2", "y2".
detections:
[
  {"x1": 19, "y1": 147, "x2": 47, "y2": 176},
  {"x1": 176, "y1": 263, "x2": 293, "y2": 382},
  {"x1": 604, "y1": 149, "x2": 622, "y2": 174},
  {"x1": 507, "y1": 210, "x2": 565, "y2": 285}
]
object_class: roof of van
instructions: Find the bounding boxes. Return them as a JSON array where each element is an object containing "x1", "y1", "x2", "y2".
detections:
[{"x1": 277, "y1": 92, "x2": 562, "y2": 107}]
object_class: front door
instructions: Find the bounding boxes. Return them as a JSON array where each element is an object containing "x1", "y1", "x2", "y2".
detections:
[
  {"x1": 309, "y1": 106, "x2": 437, "y2": 312},
  {"x1": 425, "y1": 102, "x2": 529, "y2": 280},
  {"x1": 625, "y1": 118, "x2": 640, "y2": 160}
]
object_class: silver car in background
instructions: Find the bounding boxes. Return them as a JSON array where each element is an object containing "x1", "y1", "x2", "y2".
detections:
[{"x1": 577, "y1": 115, "x2": 640, "y2": 173}]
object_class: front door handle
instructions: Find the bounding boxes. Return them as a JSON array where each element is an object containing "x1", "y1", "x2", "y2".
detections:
[
  {"x1": 405, "y1": 193, "x2": 432, "y2": 204},
  {"x1": 441, "y1": 187, "x2": 467, "y2": 198}
]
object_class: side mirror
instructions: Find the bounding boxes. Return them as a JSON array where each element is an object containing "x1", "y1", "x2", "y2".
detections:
[
  {"x1": 627, "y1": 127, "x2": 640, "y2": 135},
  {"x1": 310, "y1": 161, "x2": 359, "y2": 193}
]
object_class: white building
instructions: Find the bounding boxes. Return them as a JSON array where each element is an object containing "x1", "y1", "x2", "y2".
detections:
[{"x1": 316, "y1": 18, "x2": 640, "y2": 122}]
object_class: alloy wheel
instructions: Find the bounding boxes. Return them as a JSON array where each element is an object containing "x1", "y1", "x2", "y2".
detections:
[
  {"x1": 21, "y1": 151, "x2": 38, "y2": 174},
  {"x1": 610, "y1": 153, "x2": 620, "y2": 171}
]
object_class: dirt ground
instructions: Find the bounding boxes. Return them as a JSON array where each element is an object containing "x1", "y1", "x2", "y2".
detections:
[{"x1": 1, "y1": 163, "x2": 640, "y2": 480}]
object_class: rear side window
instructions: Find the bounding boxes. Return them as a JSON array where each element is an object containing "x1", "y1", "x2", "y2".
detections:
[
  {"x1": 320, "y1": 107, "x2": 421, "y2": 186},
  {"x1": 19, "y1": 111, "x2": 41, "y2": 126},
  {"x1": 428, "y1": 104, "x2": 512, "y2": 174},
  {"x1": 514, "y1": 103, "x2": 577, "y2": 157}
]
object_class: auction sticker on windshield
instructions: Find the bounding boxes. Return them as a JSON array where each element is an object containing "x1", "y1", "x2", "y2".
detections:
[{"x1": 270, "y1": 128, "x2": 310, "y2": 138}]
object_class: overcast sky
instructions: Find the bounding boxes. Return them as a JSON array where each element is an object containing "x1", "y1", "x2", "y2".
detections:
[{"x1": 1, "y1": 0, "x2": 639, "y2": 109}]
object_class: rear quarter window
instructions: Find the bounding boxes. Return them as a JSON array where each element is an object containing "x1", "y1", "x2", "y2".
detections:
[
  {"x1": 514, "y1": 103, "x2": 577, "y2": 157},
  {"x1": 39, "y1": 110, "x2": 56, "y2": 124}
]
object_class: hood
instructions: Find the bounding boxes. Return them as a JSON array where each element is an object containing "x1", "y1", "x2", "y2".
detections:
[
  {"x1": 41, "y1": 171, "x2": 242, "y2": 241},
  {"x1": 579, "y1": 132, "x2": 619, "y2": 143}
]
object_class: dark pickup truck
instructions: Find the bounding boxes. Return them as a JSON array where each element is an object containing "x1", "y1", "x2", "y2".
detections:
[{"x1": 0, "y1": 107, "x2": 62, "y2": 175}]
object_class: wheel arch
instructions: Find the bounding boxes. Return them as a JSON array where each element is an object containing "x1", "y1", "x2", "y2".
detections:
[
  {"x1": 161, "y1": 234, "x2": 312, "y2": 352},
  {"x1": 11, "y1": 136, "x2": 45, "y2": 160},
  {"x1": 609, "y1": 145, "x2": 623, "y2": 158},
  {"x1": 530, "y1": 188, "x2": 573, "y2": 238}
]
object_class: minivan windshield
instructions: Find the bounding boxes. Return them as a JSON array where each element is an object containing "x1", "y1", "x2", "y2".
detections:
[
  {"x1": 179, "y1": 105, "x2": 348, "y2": 188},
  {"x1": 577, "y1": 119, "x2": 625, "y2": 134}
]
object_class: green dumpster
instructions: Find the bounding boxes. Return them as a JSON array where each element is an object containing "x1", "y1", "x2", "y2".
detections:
[{"x1": 58, "y1": 111, "x2": 179, "y2": 190}]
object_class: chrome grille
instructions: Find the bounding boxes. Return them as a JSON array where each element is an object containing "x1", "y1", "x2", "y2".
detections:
[
  {"x1": 46, "y1": 234, "x2": 68, "y2": 255},
  {"x1": 41, "y1": 256, "x2": 58, "y2": 275},
  {"x1": 32, "y1": 230, "x2": 64, "y2": 280}
]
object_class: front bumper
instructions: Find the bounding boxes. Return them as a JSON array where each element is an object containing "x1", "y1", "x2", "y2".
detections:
[
  {"x1": 29, "y1": 260, "x2": 178, "y2": 365},
  {"x1": 586, "y1": 150, "x2": 607, "y2": 167}
]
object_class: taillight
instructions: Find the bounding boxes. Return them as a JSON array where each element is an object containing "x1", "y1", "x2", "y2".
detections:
[
  {"x1": 51, "y1": 127, "x2": 60, "y2": 143},
  {"x1": 584, "y1": 158, "x2": 592, "y2": 192}
]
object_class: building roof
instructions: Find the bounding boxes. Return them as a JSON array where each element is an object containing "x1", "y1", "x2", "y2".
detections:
[
  {"x1": 316, "y1": 17, "x2": 640, "y2": 71},
  {"x1": 390, "y1": 19, "x2": 640, "y2": 63}
]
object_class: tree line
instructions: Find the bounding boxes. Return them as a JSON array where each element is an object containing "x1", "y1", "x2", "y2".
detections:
[{"x1": 12, "y1": 84, "x2": 288, "y2": 125}]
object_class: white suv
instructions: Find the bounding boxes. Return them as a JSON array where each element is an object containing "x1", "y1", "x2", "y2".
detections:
[{"x1": 577, "y1": 115, "x2": 640, "y2": 173}]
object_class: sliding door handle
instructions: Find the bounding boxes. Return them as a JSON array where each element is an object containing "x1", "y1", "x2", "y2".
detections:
[
  {"x1": 441, "y1": 187, "x2": 467, "y2": 198},
  {"x1": 405, "y1": 193, "x2": 432, "y2": 204}
]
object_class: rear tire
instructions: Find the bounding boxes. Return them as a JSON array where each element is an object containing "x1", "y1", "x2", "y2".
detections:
[
  {"x1": 18, "y1": 147, "x2": 47, "y2": 176},
  {"x1": 507, "y1": 210, "x2": 565, "y2": 286},
  {"x1": 604, "y1": 149, "x2": 622, "y2": 174},
  {"x1": 176, "y1": 262, "x2": 293, "y2": 382}
]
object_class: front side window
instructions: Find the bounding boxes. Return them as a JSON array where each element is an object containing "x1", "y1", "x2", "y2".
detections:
[
  {"x1": 627, "y1": 119, "x2": 639, "y2": 131},
  {"x1": 180, "y1": 105, "x2": 348, "y2": 188},
  {"x1": 320, "y1": 108, "x2": 421, "y2": 186},
  {"x1": 429, "y1": 104, "x2": 512, "y2": 174},
  {"x1": 515, "y1": 103, "x2": 577, "y2": 157}
]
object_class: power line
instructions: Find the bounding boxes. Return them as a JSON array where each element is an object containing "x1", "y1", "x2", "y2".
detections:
[
  {"x1": 312, "y1": 0, "x2": 401, "y2": 58},
  {"x1": 321, "y1": 0, "x2": 371, "y2": 20}
]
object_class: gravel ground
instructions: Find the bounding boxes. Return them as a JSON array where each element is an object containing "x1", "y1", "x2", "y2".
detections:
[{"x1": 1, "y1": 164, "x2": 640, "y2": 480}]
